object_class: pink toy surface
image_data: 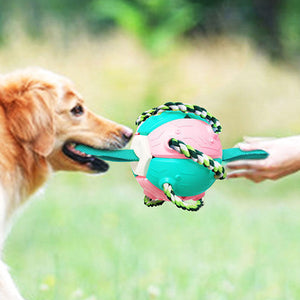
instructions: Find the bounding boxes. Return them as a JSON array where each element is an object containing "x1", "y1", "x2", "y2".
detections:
[{"x1": 148, "y1": 119, "x2": 222, "y2": 159}]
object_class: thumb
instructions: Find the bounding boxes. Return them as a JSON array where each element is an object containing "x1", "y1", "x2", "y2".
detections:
[
  {"x1": 236, "y1": 142, "x2": 263, "y2": 152},
  {"x1": 243, "y1": 136, "x2": 275, "y2": 143}
]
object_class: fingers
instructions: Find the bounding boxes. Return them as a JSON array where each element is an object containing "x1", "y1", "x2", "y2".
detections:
[
  {"x1": 242, "y1": 136, "x2": 275, "y2": 143},
  {"x1": 233, "y1": 136, "x2": 274, "y2": 151},
  {"x1": 235, "y1": 141, "x2": 269, "y2": 153},
  {"x1": 232, "y1": 142, "x2": 263, "y2": 152},
  {"x1": 226, "y1": 159, "x2": 272, "y2": 182},
  {"x1": 226, "y1": 170, "x2": 267, "y2": 183},
  {"x1": 226, "y1": 159, "x2": 266, "y2": 171},
  {"x1": 236, "y1": 143, "x2": 258, "y2": 151}
]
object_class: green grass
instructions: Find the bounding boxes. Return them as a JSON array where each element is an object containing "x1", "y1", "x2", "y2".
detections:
[{"x1": 4, "y1": 165, "x2": 300, "y2": 300}]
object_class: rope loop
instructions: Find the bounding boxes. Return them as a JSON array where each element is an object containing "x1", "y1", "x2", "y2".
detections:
[
  {"x1": 136, "y1": 102, "x2": 222, "y2": 133},
  {"x1": 169, "y1": 138, "x2": 227, "y2": 180},
  {"x1": 163, "y1": 183, "x2": 203, "y2": 211}
]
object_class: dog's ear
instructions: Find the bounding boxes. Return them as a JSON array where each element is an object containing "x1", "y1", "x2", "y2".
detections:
[{"x1": 2, "y1": 80, "x2": 56, "y2": 157}]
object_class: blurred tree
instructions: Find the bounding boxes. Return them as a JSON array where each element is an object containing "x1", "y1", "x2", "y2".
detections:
[
  {"x1": 252, "y1": 0, "x2": 283, "y2": 57},
  {"x1": 0, "y1": 0, "x2": 299, "y2": 59},
  {"x1": 280, "y1": 0, "x2": 300, "y2": 58},
  {"x1": 88, "y1": 0, "x2": 201, "y2": 53}
]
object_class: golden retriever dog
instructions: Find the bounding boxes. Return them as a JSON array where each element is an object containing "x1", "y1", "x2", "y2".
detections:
[{"x1": 0, "y1": 67, "x2": 133, "y2": 300}]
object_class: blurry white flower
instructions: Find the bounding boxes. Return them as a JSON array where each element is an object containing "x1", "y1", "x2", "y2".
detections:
[
  {"x1": 71, "y1": 288, "x2": 84, "y2": 298},
  {"x1": 221, "y1": 280, "x2": 235, "y2": 293},
  {"x1": 39, "y1": 283, "x2": 49, "y2": 291},
  {"x1": 147, "y1": 285, "x2": 161, "y2": 299}
]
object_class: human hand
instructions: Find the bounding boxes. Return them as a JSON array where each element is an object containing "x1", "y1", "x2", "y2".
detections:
[{"x1": 226, "y1": 136, "x2": 300, "y2": 182}]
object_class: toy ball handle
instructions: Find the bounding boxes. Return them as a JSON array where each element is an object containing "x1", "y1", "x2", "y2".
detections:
[
  {"x1": 222, "y1": 148, "x2": 269, "y2": 162},
  {"x1": 74, "y1": 145, "x2": 139, "y2": 162}
]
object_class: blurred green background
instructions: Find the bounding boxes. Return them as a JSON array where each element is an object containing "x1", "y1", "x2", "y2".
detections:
[{"x1": 1, "y1": 1, "x2": 300, "y2": 299}]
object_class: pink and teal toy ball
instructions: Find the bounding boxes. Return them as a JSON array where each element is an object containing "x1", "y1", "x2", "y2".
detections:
[
  {"x1": 131, "y1": 102, "x2": 225, "y2": 211},
  {"x1": 76, "y1": 102, "x2": 268, "y2": 212}
]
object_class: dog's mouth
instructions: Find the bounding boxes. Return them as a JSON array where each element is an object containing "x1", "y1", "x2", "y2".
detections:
[{"x1": 62, "y1": 142, "x2": 109, "y2": 173}]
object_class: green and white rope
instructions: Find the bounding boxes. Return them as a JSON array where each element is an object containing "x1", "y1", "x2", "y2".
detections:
[
  {"x1": 163, "y1": 183, "x2": 203, "y2": 211},
  {"x1": 169, "y1": 138, "x2": 227, "y2": 180},
  {"x1": 136, "y1": 102, "x2": 222, "y2": 133}
]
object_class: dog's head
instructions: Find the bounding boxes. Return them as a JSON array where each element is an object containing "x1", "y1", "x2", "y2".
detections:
[{"x1": 0, "y1": 68, "x2": 132, "y2": 174}]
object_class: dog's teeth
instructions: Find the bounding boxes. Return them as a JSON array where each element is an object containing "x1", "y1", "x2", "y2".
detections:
[
  {"x1": 66, "y1": 143, "x2": 93, "y2": 158},
  {"x1": 73, "y1": 149, "x2": 84, "y2": 155}
]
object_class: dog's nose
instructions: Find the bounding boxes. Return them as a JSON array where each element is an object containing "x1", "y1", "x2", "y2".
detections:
[{"x1": 122, "y1": 126, "x2": 133, "y2": 142}]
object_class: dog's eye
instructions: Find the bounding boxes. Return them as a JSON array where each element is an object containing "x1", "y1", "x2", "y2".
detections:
[{"x1": 71, "y1": 105, "x2": 84, "y2": 117}]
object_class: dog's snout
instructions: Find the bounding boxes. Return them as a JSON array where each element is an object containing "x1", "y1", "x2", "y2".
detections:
[
  {"x1": 106, "y1": 125, "x2": 133, "y2": 150},
  {"x1": 122, "y1": 126, "x2": 133, "y2": 142}
]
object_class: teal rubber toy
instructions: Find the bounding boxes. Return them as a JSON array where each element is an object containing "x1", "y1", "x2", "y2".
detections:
[{"x1": 75, "y1": 102, "x2": 268, "y2": 211}]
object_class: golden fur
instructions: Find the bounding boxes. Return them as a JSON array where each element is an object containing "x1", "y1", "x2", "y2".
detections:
[{"x1": 0, "y1": 67, "x2": 132, "y2": 299}]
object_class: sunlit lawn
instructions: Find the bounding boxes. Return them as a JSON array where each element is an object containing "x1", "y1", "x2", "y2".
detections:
[{"x1": 5, "y1": 164, "x2": 300, "y2": 300}]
